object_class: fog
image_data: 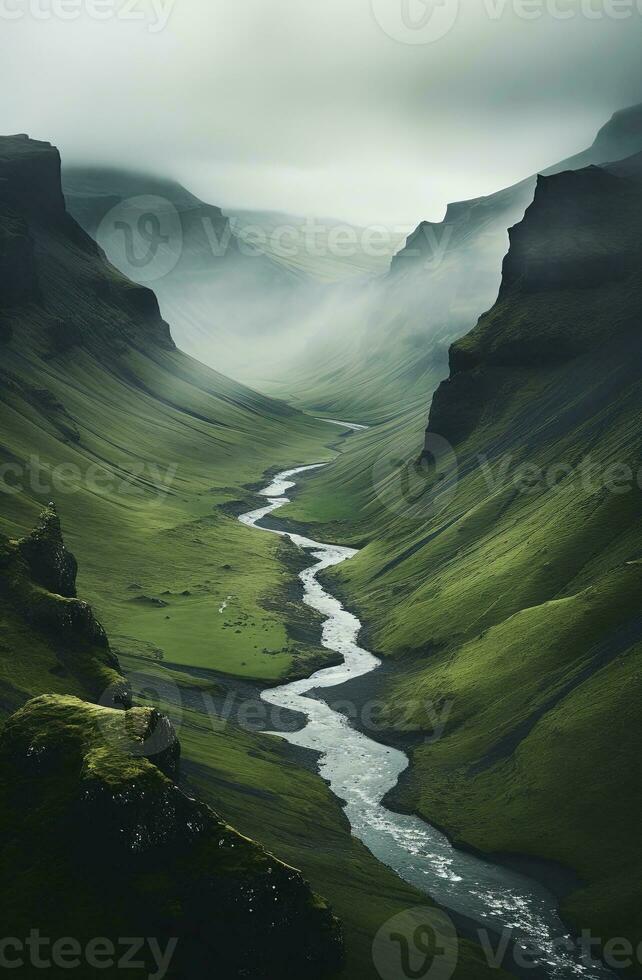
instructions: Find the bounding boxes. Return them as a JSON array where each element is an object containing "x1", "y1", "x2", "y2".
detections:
[
  {"x1": 61, "y1": 79, "x2": 642, "y2": 422},
  {"x1": 6, "y1": 0, "x2": 641, "y2": 418},
  {"x1": 2, "y1": 0, "x2": 642, "y2": 225}
]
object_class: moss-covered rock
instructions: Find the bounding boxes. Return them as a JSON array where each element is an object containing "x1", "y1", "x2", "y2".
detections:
[
  {"x1": 0, "y1": 695, "x2": 344, "y2": 979},
  {"x1": 1, "y1": 508, "x2": 130, "y2": 707},
  {"x1": 18, "y1": 504, "x2": 78, "y2": 598}
]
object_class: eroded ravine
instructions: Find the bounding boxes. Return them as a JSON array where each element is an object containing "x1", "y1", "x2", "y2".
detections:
[{"x1": 238, "y1": 451, "x2": 612, "y2": 980}]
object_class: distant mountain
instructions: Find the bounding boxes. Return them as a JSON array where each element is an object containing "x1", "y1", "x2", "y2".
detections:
[
  {"x1": 393, "y1": 102, "x2": 642, "y2": 276},
  {"x1": 226, "y1": 207, "x2": 406, "y2": 282},
  {"x1": 264, "y1": 103, "x2": 642, "y2": 422},
  {"x1": 64, "y1": 165, "x2": 406, "y2": 391},
  {"x1": 62, "y1": 165, "x2": 313, "y2": 373}
]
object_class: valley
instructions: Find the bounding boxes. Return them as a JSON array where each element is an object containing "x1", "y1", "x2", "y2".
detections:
[
  {"x1": 276, "y1": 148, "x2": 642, "y2": 969},
  {"x1": 0, "y1": 133, "x2": 502, "y2": 979},
  {"x1": 1, "y1": 100, "x2": 641, "y2": 980}
]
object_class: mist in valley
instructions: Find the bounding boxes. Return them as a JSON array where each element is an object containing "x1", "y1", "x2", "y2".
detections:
[{"x1": 62, "y1": 96, "x2": 642, "y2": 423}]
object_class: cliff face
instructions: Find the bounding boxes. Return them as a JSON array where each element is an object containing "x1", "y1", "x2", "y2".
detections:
[
  {"x1": 392, "y1": 102, "x2": 642, "y2": 282},
  {"x1": 386, "y1": 104, "x2": 642, "y2": 411},
  {"x1": 0, "y1": 211, "x2": 38, "y2": 311},
  {"x1": 427, "y1": 156, "x2": 642, "y2": 445},
  {"x1": 500, "y1": 166, "x2": 642, "y2": 294},
  {"x1": 329, "y1": 143, "x2": 642, "y2": 959},
  {"x1": 0, "y1": 135, "x2": 67, "y2": 219},
  {"x1": 0, "y1": 134, "x2": 175, "y2": 355}
]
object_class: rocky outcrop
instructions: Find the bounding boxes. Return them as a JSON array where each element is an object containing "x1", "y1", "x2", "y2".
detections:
[
  {"x1": 0, "y1": 134, "x2": 175, "y2": 355},
  {"x1": 500, "y1": 166, "x2": 642, "y2": 295},
  {"x1": 0, "y1": 509, "x2": 344, "y2": 977},
  {"x1": 424, "y1": 158, "x2": 642, "y2": 448},
  {"x1": 18, "y1": 503, "x2": 78, "y2": 597},
  {"x1": 1, "y1": 506, "x2": 130, "y2": 707},
  {"x1": 0, "y1": 134, "x2": 67, "y2": 219},
  {"x1": 0, "y1": 695, "x2": 344, "y2": 979}
]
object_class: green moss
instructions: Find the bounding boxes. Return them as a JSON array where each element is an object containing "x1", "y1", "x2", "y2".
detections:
[{"x1": 0, "y1": 694, "x2": 344, "y2": 979}]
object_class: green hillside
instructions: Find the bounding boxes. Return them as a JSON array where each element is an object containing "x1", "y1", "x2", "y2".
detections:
[
  {"x1": 280, "y1": 155, "x2": 642, "y2": 963},
  {"x1": 1, "y1": 135, "x2": 342, "y2": 685},
  {"x1": 0, "y1": 134, "x2": 502, "y2": 979}
]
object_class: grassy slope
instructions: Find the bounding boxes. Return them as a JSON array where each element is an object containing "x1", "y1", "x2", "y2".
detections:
[
  {"x1": 279, "y1": 163, "x2": 642, "y2": 957},
  {"x1": 0, "y1": 137, "x2": 499, "y2": 979},
  {"x1": 0, "y1": 325, "x2": 340, "y2": 685}
]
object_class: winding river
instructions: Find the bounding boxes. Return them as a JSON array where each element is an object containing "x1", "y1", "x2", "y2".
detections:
[{"x1": 238, "y1": 443, "x2": 612, "y2": 980}]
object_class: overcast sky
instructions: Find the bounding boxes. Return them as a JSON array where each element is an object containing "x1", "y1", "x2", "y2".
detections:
[{"x1": 1, "y1": 0, "x2": 642, "y2": 225}]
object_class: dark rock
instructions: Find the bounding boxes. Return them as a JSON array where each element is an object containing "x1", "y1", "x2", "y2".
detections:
[
  {"x1": 0, "y1": 695, "x2": 344, "y2": 979},
  {"x1": 18, "y1": 503, "x2": 78, "y2": 598},
  {"x1": 0, "y1": 135, "x2": 178, "y2": 354},
  {"x1": 0, "y1": 210, "x2": 38, "y2": 307},
  {"x1": 129, "y1": 595, "x2": 169, "y2": 607}
]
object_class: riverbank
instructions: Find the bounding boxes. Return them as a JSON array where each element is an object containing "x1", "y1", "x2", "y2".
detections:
[{"x1": 239, "y1": 454, "x2": 614, "y2": 980}]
